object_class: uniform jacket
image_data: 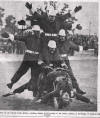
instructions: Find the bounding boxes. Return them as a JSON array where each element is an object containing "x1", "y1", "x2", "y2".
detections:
[
  {"x1": 39, "y1": 47, "x2": 64, "y2": 68},
  {"x1": 14, "y1": 32, "x2": 42, "y2": 61},
  {"x1": 57, "y1": 37, "x2": 79, "y2": 60}
]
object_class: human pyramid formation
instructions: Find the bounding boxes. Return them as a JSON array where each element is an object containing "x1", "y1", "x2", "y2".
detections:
[{"x1": 2, "y1": 2, "x2": 93, "y2": 108}]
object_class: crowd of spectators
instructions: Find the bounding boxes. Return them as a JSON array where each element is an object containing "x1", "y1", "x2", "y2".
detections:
[
  {"x1": 72, "y1": 34, "x2": 98, "y2": 56},
  {"x1": 0, "y1": 38, "x2": 26, "y2": 54}
]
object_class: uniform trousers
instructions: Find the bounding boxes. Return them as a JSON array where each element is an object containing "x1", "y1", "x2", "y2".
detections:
[{"x1": 10, "y1": 53, "x2": 41, "y2": 93}]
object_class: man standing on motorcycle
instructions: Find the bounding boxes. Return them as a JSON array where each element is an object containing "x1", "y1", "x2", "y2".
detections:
[
  {"x1": 6, "y1": 25, "x2": 42, "y2": 97},
  {"x1": 38, "y1": 40, "x2": 66, "y2": 68},
  {"x1": 57, "y1": 29, "x2": 86, "y2": 95}
]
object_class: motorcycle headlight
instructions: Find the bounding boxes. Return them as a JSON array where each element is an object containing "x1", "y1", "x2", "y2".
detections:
[{"x1": 62, "y1": 92, "x2": 70, "y2": 103}]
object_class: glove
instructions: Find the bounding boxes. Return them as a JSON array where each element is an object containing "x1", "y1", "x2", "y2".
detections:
[
  {"x1": 1, "y1": 32, "x2": 14, "y2": 41},
  {"x1": 25, "y1": 2, "x2": 32, "y2": 10},
  {"x1": 9, "y1": 33, "x2": 14, "y2": 41},
  {"x1": 1, "y1": 32, "x2": 9, "y2": 38},
  {"x1": 38, "y1": 60, "x2": 44, "y2": 65},
  {"x1": 38, "y1": 60, "x2": 47, "y2": 69},
  {"x1": 76, "y1": 24, "x2": 82, "y2": 30},
  {"x1": 74, "y1": 5, "x2": 82, "y2": 13},
  {"x1": 17, "y1": 20, "x2": 26, "y2": 25}
]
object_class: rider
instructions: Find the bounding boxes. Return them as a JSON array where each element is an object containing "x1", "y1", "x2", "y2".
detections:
[
  {"x1": 38, "y1": 40, "x2": 74, "y2": 96},
  {"x1": 38, "y1": 40, "x2": 66, "y2": 68},
  {"x1": 57, "y1": 29, "x2": 86, "y2": 95},
  {"x1": 6, "y1": 25, "x2": 42, "y2": 97}
]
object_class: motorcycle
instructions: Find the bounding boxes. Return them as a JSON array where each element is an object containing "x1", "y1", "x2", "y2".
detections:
[{"x1": 37, "y1": 66, "x2": 72, "y2": 109}]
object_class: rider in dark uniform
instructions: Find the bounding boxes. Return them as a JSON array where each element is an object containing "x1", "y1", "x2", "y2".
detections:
[
  {"x1": 7, "y1": 25, "x2": 42, "y2": 96},
  {"x1": 57, "y1": 29, "x2": 86, "y2": 95}
]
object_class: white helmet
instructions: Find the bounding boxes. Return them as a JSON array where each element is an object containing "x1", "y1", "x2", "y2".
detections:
[
  {"x1": 58, "y1": 29, "x2": 66, "y2": 36},
  {"x1": 48, "y1": 10, "x2": 56, "y2": 16},
  {"x1": 32, "y1": 25, "x2": 40, "y2": 31},
  {"x1": 48, "y1": 40, "x2": 56, "y2": 48},
  {"x1": 48, "y1": 6, "x2": 56, "y2": 16}
]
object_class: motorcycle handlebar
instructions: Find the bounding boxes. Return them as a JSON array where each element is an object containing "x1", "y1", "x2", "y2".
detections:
[{"x1": 44, "y1": 66, "x2": 67, "y2": 72}]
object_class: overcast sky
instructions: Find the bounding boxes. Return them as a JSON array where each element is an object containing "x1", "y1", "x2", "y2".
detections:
[{"x1": 0, "y1": 1, "x2": 98, "y2": 35}]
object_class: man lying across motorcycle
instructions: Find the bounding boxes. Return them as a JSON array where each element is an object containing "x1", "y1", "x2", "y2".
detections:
[{"x1": 37, "y1": 40, "x2": 93, "y2": 105}]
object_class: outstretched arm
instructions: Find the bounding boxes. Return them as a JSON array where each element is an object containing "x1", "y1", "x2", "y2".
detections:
[
  {"x1": 25, "y1": 2, "x2": 44, "y2": 18},
  {"x1": 69, "y1": 41, "x2": 79, "y2": 51},
  {"x1": 9, "y1": 32, "x2": 28, "y2": 42},
  {"x1": 58, "y1": 5, "x2": 82, "y2": 21}
]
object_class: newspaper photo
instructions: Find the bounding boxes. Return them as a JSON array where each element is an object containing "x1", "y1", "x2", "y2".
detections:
[{"x1": 0, "y1": 0, "x2": 99, "y2": 117}]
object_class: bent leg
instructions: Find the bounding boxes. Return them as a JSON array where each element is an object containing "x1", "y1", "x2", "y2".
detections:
[
  {"x1": 13, "y1": 82, "x2": 29, "y2": 94},
  {"x1": 29, "y1": 62, "x2": 41, "y2": 97},
  {"x1": 11, "y1": 61, "x2": 29, "y2": 84},
  {"x1": 3, "y1": 82, "x2": 29, "y2": 97},
  {"x1": 65, "y1": 60, "x2": 86, "y2": 94},
  {"x1": 13, "y1": 82, "x2": 29, "y2": 93},
  {"x1": 75, "y1": 93, "x2": 90, "y2": 103},
  {"x1": 7, "y1": 60, "x2": 29, "y2": 89}
]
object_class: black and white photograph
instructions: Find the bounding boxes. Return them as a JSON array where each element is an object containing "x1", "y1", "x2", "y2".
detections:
[{"x1": 0, "y1": 0, "x2": 99, "y2": 114}]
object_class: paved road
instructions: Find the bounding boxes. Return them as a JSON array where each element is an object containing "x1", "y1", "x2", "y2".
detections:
[{"x1": 0, "y1": 53, "x2": 98, "y2": 111}]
